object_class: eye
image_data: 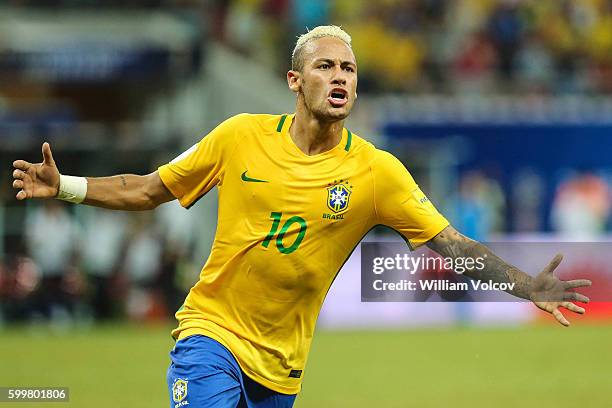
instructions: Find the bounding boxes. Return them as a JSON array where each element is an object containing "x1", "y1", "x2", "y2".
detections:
[
  {"x1": 344, "y1": 66, "x2": 355, "y2": 72},
  {"x1": 319, "y1": 63, "x2": 330, "y2": 69}
]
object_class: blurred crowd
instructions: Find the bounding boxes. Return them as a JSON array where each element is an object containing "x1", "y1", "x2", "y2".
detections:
[
  {"x1": 221, "y1": 0, "x2": 612, "y2": 94},
  {"x1": 447, "y1": 168, "x2": 612, "y2": 240},
  {"x1": 4, "y1": 0, "x2": 612, "y2": 95},
  {"x1": 0, "y1": 201, "x2": 200, "y2": 326}
]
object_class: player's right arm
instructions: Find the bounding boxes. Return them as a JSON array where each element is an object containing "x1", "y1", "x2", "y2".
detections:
[{"x1": 12, "y1": 142, "x2": 175, "y2": 210}]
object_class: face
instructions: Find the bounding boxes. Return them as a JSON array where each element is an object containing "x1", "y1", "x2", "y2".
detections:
[{"x1": 288, "y1": 37, "x2": 358, "y2": 122}]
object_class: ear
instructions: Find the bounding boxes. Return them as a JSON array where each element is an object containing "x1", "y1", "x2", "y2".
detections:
[{"x1": 287, "y1": 70, "x2": 301, "y2": 93}]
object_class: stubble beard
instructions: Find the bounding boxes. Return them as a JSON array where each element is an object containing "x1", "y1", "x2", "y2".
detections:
[{"x1": 300, "y1": 90, "x2": 349, "y2": 123}]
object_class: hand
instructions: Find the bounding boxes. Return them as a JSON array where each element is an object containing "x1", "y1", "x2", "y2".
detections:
[
  {"x1": 530, "y1": 254, "x2": 592, "y2": 327},
  {"x1": 12, "y1": 142, "x2": 60, "y2": 200}
]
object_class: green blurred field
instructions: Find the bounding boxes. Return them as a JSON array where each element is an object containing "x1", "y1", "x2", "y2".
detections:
[{"x1": 1, "y1": 323, "x2": 611, "y2": 408}]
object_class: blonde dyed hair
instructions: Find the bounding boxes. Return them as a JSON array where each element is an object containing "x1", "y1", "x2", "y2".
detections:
[{"x1": 291, "y1": 25, "x2": 352, "y2": 72}]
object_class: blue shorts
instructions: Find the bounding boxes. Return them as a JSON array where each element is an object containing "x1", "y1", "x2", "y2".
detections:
[{"x1": 167, "y1": 335, "x2": 297, "y2": 408}]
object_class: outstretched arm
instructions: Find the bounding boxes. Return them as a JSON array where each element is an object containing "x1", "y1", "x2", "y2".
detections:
[
  {"x1": 426, "y1": 225, "x2": 592, "y2": 326},
  {"x1": 12, "y1": 142, "x2": 175, "y2": 211}
]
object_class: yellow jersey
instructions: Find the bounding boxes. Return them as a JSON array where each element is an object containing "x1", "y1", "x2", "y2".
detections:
[{"x1": 158, "y1": 113, "x2": 448, "y2": 394}]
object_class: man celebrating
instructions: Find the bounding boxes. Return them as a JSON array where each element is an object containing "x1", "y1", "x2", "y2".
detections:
[{"x1": 12, "y1": 26, "x2": 591, "y2": 408}]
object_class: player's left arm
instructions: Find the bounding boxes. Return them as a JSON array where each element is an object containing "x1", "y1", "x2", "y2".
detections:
[{"x1": 426, "y1": 225, "x2": 592, "y2": 326}]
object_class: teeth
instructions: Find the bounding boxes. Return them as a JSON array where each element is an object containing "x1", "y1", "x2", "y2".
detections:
[{"x1": 331, "y1": 90, "x2": 346, "y2": 98}]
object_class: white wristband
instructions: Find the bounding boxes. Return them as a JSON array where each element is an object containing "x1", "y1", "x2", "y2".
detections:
[{"x1": 56, "y1": 175, "x2": 88, "y2": 204}]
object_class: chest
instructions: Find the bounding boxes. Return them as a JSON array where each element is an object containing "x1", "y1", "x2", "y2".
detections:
[{"x1": 221, "y1": 149, "x2": 372, "y2": 226}]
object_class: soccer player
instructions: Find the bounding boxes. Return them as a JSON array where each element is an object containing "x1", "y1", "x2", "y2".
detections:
[{"x1": 11, "y1": 26, "x2": 591, "y2": 408}]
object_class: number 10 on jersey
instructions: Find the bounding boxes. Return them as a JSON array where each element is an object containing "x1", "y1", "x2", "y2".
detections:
[{"x1": 262, "y1": 212, "x2": 307, "y2": 254}]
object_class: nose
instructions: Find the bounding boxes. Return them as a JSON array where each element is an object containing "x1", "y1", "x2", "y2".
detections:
[{"x1": 331, "y1": 66, "x2": 347, "y2": 86}]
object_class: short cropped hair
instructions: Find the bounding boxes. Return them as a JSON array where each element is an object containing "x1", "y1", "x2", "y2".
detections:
[{"x1": 291, "y1": 25, "x2": 352, "y2": 72}]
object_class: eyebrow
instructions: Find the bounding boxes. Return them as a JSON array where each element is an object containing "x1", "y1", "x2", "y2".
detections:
[{"x1": 313, "y1": 58, "x2": 356, "y2": 67}]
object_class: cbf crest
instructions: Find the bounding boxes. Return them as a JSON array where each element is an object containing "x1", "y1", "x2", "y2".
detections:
[
  {"x1": 172, "y1": 378, "x2": 189, "y2": 407},
  {"x1": 324, "y1": 180, "x2": 352, "y2": 220}
]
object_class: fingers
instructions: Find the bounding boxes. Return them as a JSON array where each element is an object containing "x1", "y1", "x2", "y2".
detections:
[
  {"x1": 12, "y1": 175, "x2": 28, "y2": 200},
  {"x1": 42, "y1": 142, "x2": 55, "y2": 165},
  {"x1": 16, "y1": 190, "x2": 28, "y2": 200},
  {"x1": 13, "y1": 159, "x2": 32, "y2": 171},
  {"x1": 561, "y1": 302, "x2": 585, "y2": 314},
  {"x1": 543, "y1": 253, "x2": 564, "y2": 275},
  {"x1": 13, "y1": 169, "x2": 26, "y2": 180},
  {"x1": 552, "y1": 308, "x2": 570, "y2": 327},
  {"x1": 563, "y1": 291, "x2": 590, "y2": 303},
  {"x1": 564, "y1": 279, "x2": 592, "y2": 289},
  {"x1": 12, "y1": 167, "x2": 30, "y2": 201}
]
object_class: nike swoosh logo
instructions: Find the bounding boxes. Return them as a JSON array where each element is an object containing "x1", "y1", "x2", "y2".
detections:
[{"x1": 241, "y1": 171, "x2": 268, "y2": 183}]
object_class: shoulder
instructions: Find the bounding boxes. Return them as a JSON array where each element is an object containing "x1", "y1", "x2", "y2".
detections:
[
  {"x1": 204, "y1": 113, "x2": 285, "y2": 147},
  {"x1": 345, "y1": 130, "x2": 374, "y2": 156},
  {"x1": 347, "y1": 133, "x2": 402, "y2": 169},
  {"x1": 224, "y1": 113, "x2": 287, "y2": 133},
  {"x1": 357, "y1": 142, "x2": 414, "y2": 184}
]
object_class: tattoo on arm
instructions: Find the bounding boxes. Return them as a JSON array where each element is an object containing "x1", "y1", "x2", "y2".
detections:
[
  {"x1": 120, "y1": 176, "x2": 127, "y2": 188},
  {"x1": 426, "y1": 226, "x2": 534, "y2": 299}
]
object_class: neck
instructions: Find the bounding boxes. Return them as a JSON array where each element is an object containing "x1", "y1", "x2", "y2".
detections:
[{"x1": 289, "y1": 102, "x2": 344, "y2": 156}]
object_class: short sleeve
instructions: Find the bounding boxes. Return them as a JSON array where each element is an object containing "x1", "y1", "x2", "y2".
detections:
[
  {"x1": 158, "y1": 114, "x2": 243, "y2": 208},
  {"x1": 372, "y1": 150, "x2": 449, "y2": 248}
]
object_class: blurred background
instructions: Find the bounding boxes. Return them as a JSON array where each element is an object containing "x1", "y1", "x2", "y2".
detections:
[{"x1": 1, "y1": 1, "x2": 611, "y2": 407}]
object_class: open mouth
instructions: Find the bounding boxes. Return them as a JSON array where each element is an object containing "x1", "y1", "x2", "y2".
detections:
[{"x1": 328, "y1": 88, "x2": 348, "y2": 107}]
